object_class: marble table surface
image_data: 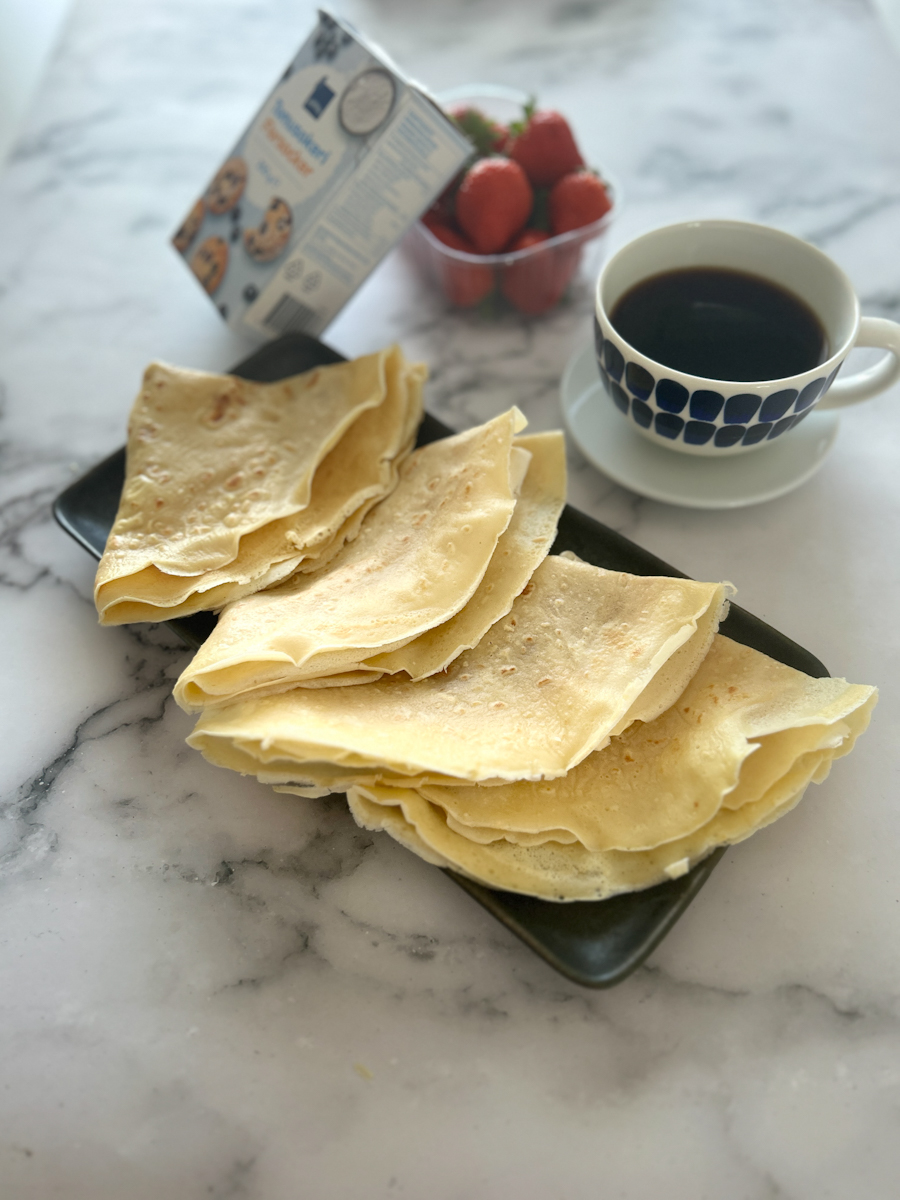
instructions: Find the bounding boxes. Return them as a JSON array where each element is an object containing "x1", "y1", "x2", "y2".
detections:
[{"x1": 2, "y1": 0, "x2": 900, "y2": 1196}]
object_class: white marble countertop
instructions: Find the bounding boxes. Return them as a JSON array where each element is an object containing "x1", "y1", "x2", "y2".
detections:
[{"x1": 2, "y1": 1, "x2": 900, "y2": 1196}]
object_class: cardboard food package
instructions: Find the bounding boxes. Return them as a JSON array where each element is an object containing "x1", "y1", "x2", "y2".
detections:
[{"x1": 172, "y1": 10, "x2": 471, "y2": 339}]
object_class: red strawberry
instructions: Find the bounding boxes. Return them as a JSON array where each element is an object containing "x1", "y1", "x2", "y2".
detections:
[
  {"x1": 426, "y1": 221, "x2": 495, "y2": 308},
  {"x1": 421, "y1": 206, "x2": 446, "y2": 232},
  {"x1": 500, "y1": 229, "x2": 576, "y2": 315},
  {"x1": 500, "y1": 229, "x2": 553, "y2": 315},
  {"x1": 507, "y1": 229, "x2": 549, "y2": 250},
  {"x1": 448, "y1": 105, "x2": 508, "y2": 155},
  {"x1": 455, "y1": 158, "x2": 533, "y2": 254},
  {"x1": 549, "y1": 170, "x2": 612, "y2": 235},
  {"x1": 507, "y1": 108, "x2": 584, "y2": 188}
]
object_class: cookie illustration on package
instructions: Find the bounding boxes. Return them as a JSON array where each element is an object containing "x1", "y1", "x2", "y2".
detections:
[
  {"x1": 173, "y1": 199, "x2": 205, "y2": 254},
  {"x1": 243, "y1": 197, "x2": 293, "y2": 263},
  {"x1": 205, "y1": 157, "x2": 247, "y2": 215},
  {"x1": 191, "y1": 236, "x2": 229, "y2": 293}
]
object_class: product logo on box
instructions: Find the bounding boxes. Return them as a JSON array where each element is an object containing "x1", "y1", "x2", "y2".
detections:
[{"x1": 304, "y1": 78, "x2": 336, "y2": 119}]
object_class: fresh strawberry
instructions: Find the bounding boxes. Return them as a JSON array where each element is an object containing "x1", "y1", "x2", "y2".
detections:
[
  {"x1": 448, "y1": 105, "x2": 508, "y2": 156},
  {"x1": 500, "y1": 228, "x2": 576, "y2": 315},
  {"x1": 426, "y1": 221, "x2": 495, "y2": 308},
  {"x1": 455, "y1": 158, "x2": 533, "y2": 254},
  {"x1": 421, "y1": 206, "x2": 447, "y2": 232},
  {"x1": 549, "y1": 170, "x2": 612, "y2": 234},
  {"x1": 507, "y1": 107, "x2": 584, "y2": 187},
  {"x1": 500, "y1": 229, "x2": 553, "y2": 315},
  {"x1": 506, "y1": 229, "x2": 549, "y2": 254}
]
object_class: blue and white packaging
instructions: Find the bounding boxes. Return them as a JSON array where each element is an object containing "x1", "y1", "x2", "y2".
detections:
[{"x1": 172, "y1": 10, "x2": 471, "y2": 339}]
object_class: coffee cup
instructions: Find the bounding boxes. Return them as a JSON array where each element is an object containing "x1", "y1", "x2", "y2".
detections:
[{"x1": 593, "y1": 219, "x2": 900, "y2": 456}]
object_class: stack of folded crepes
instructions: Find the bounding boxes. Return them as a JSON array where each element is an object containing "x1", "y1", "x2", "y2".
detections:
[
  {"x1": 174, "y1": 406, "x2": 567, "y2": 699},
  {"x1": 95, "y1": 347, "x2": 424, "y2": 623},
  {"x1": 342, "y1": 636, "x2": 875, "y2": 900},
  {"x1": 96, "y1": 346, "x2": 877, "y2": 903},
  {"x1": 186, "y1": 549, "x2": 875, "y2": 900}
]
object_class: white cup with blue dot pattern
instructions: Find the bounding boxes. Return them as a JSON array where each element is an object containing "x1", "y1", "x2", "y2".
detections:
[{"x1": 594, "y1": 219, "x2": 900, "y2": 456}]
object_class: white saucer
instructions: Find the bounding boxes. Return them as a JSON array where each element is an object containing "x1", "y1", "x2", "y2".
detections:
[{"x1": 560, "y1": 342, "x2": 840, "y2": 510}]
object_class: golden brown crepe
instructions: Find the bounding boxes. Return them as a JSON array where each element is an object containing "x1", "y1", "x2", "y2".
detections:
[
  {"x1": 411, "y1": 636, "x2": 877, "y2": 851},
  {"x1": 174, "y1": 408, "x2": 539, "y2": 706},
  {"x1": 346, "y1": 732, "x2": 873, "y2": 901},
  {"x1": 367, "y1": 431, "x2": 567, "y2": 681},
  {"x1": 342, "y1": 635, "x2": 876, "y2": 900},
  {"x1": 187, "y1": 555, "x2": 732, "y2": 783},
  {"x1": 177, "y1": 424, "x2": 566, "y2": 705},
  {"x1": 95, "y1": 348, "x2": 422, "y2": 623}
]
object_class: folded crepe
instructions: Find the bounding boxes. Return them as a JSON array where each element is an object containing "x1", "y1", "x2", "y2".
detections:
[
  {"x1": 409, "y1": 635, "x2": 877, "y2": 851},
  {"x1": 279, "y1": 348, "x2": 424, "y2": 578},
  {"x1": 345, "y1": 642, "x2": 876, "y2": 899},
  {"x1": 365, "y1": 430, "x2": 567, "y2": 683},
  {"x1": 175, "y1": 410, "x2": 566, "y2": 708},
  {"x1": 343, "y1": 771, "x2": 797, "y2": 902},
  {"x1": 187, "y1": 555, "x2": 732, "y2": 784},
  {"x1": 95, "y1": 347, "x2": 423, "y2": 623}
]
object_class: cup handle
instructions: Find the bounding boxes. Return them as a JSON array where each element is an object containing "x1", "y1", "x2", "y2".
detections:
[{"x1": 818, "y1": 316, "x2": 900, "y2": 409}]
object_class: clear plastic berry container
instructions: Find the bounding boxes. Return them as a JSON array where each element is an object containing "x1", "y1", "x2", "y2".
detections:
[{"x1": 403, "y1": 85, "x2": 619, "y2": 316}]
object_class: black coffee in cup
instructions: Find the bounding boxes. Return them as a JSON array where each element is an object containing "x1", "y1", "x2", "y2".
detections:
[{"x1": 609, "y1": 267, "x2": 829, "y2": 382}]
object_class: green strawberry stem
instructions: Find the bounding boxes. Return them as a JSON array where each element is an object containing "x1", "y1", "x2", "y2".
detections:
[
  {"x1": 508, "y1": 95, "x2": 537, "y2": 139},
  {"x1": 449, "y1": 108, "x2": 505, "y2": 157}
]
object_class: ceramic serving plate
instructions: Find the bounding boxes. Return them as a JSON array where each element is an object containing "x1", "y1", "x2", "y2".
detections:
[{"x1": 54, "y1": 333, "x2": 829, "y2": 989}]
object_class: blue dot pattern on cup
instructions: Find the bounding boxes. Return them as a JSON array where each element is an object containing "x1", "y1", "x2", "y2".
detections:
[
  {"x1": 625, "y1": 362, "x2": 654, "y2": 400},
  {"x1": 684, "y1": 421, "x2": 717, "y2": 445},
  {"x1": 611, "y1": 381, "x2": 630, "y2": 413},
  {"x1": 689, "y1": 391, "x2": 724, "y2": 422},
  {"x1": 594, "y1": 318, "x2": 836, "y2": 447},
  {"x1": 603, "y1": 340, "x2": 625, "y2": 383},
  {"x1": 632, "y1": 398, "x2": 653, "y2": 428},
  {"x1": 723, "y1": 393, "x2": 760, "y2": 424},
  {"x1": 759, "y1": 389, "x2": 797, "y2": 422},
  {"x1": 655, "y1": 379, "x2": 688, "y2": 413}
]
